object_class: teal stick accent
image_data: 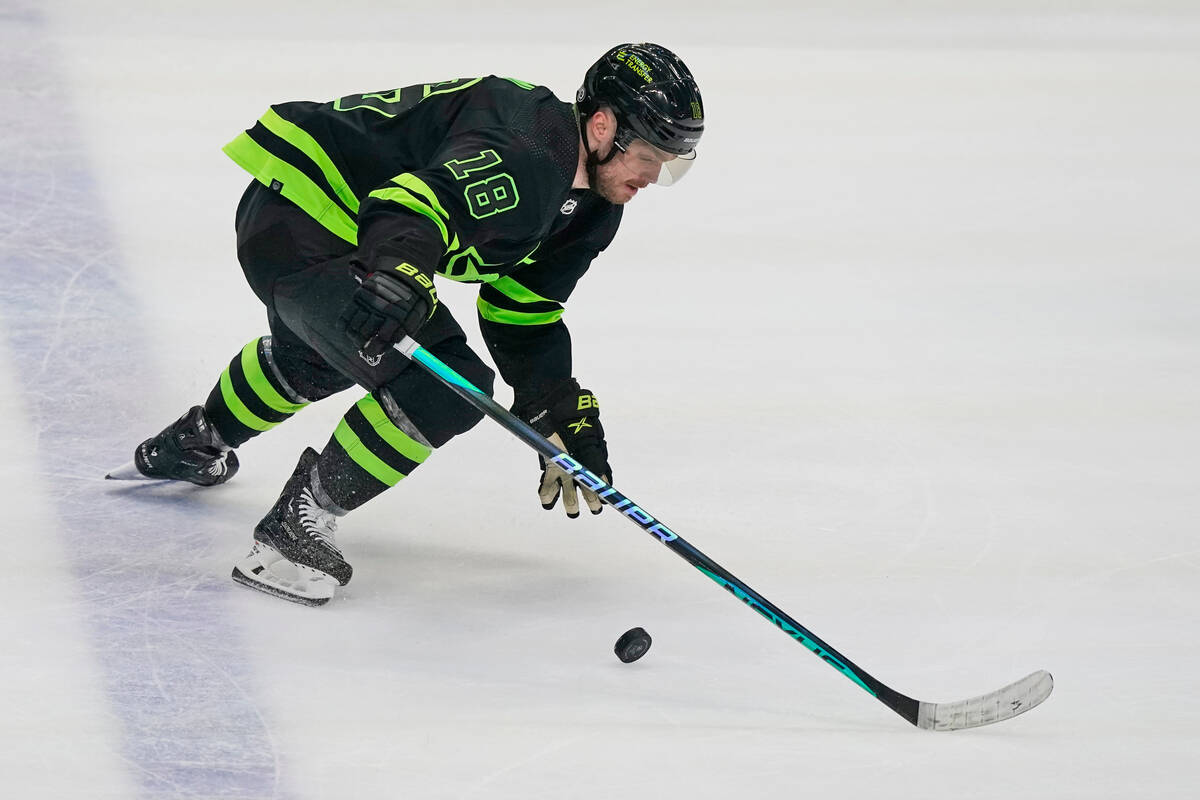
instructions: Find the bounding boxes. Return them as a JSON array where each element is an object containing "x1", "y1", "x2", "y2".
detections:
[
  {"x1": 694, "y1": 566, "x2": 877, "y2": 696},
  {"x1": 411, "y1": 346, "x2": 481, "y2": 393}
]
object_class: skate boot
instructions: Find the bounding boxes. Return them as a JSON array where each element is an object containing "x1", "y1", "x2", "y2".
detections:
[
  {"x1": 231, "y1": 447, "x2": 351, "y2": 606},
  {"x1": 130, "y1": 406, "x2": 239, "y2": 485}
]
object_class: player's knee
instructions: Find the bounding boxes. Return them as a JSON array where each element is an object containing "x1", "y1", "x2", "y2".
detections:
[
  {"x1": 396, "y1": 361, "x2": 494, "y2": 448},
  {"x1": 268, "y1": 334, "x2": 354, "y2": 401},
  {"x1": 441, "y1": 361, "x2": 495, "y2": 440},
  {"x1": 461, "y1": 361, "x2": 496, "y2": 399}
]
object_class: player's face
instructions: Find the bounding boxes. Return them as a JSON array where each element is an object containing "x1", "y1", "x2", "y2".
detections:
[{"x1": 593, "y1": 139, "x2": 673, "y2": 204}]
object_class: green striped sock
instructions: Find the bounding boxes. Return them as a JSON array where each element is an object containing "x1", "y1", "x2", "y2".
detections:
[
  {"x1": 315, "y1": 393, "x2": 434, "y2": 510},
  {"x1": 204, "y1": 337, "x2": 309, "y2": 447}
]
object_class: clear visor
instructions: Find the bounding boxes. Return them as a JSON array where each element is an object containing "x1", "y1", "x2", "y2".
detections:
[
  {"x1": 615, "y1": 137, "x2": 698, "y2": 187},
  {"x1": 656, "y1": 149, "x2": 697, "y2": 187}
]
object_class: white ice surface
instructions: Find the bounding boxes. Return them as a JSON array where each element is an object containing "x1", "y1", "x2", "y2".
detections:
[{"x1": 4, "y1": 2, "x2": 1200, "y2": 798}]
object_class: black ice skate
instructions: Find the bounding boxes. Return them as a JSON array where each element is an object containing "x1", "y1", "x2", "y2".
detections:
[
  {"x1": 231, "y1": 447, "x2": 351, "y2": 606},
  {"x1": 108, "y1": 406, "x2": 239, "y2": 485}
]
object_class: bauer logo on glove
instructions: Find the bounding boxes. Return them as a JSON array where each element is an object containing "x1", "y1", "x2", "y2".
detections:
[{"x1": 338, "y1": 261, "x2": 438, "y2": 358}]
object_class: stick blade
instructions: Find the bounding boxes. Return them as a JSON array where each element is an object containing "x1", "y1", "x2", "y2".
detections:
[{"x1": 917, "y1": 670, "x2": 1054, "y2": 731}]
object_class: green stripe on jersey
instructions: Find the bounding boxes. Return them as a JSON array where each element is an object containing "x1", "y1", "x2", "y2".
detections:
[
  {"x1": 222, "y1": 132, "x2": 359, "y2": 244},
  {"x1": 501, "y1": 77, "x2": 536, "y2": 90},
  {"x1": 488, "y1": 276, "x2": 555, "y2": 306},
  {"x1": 368, "y1": 174, "x2": 452, "y2": 248},
  {"x1": 477, "y1": 297, "x2": 564, "y2": 326},
  {"x1": 422, "y1": 77, "x2": 483, "y2": 99},
  {"x1": 259, "y1": 108, "x2": 360, "y2": 215}
]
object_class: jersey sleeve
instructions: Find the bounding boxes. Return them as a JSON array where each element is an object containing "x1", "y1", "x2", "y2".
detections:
[
  {"x1": 479, "y1": 205, "x2": 623, "y2": 408},
  {"x1": 353, "y1": 127, "x2": 555, "y2": 281}
]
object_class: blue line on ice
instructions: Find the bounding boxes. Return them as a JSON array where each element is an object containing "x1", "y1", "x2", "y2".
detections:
[{"x1": 0, "y1": 8, "x2": 286, "y2": 799}]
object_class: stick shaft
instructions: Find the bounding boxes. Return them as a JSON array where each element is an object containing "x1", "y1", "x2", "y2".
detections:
[{"x1": 396, "y1": 337, "x2": 920, "y2": 725}]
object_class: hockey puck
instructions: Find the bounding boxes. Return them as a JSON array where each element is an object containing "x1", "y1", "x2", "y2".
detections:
[{"x1": 614, "y1": 627, "x2": 652, "y2": 663}]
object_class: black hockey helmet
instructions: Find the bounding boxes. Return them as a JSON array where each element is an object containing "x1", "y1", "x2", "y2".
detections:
[{"x1": 577, "y1": 43, "x2": 704, "y2": 185}]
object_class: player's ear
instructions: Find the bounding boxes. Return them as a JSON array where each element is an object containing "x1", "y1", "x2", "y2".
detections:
[{"x1": 588, "y1": 108, "x2": 616, "y2": 149}]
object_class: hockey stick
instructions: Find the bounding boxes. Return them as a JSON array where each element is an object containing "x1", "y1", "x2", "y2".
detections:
[{"x1": 394, "y1": 336, "x2": 1053, "y2": 731}]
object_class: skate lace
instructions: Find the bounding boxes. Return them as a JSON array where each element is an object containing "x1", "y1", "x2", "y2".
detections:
[{"x1": 298, "y1": 487, "x2": 341, "y2": 554}]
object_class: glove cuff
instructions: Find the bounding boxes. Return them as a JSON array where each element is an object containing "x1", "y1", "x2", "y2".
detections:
[
  {"x1": 516, "y1": 378, "x2": 609, "y2": 480},
  {"x1": 513, "y1": 378, "x2": 581, "y2": 435}
]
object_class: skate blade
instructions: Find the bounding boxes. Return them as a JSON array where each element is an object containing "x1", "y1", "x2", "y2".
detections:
[
  {"x1": 105, "y1": 460, "x2": 162, "y2": 481},
  {"x1": 231, "y1": 542, "x2": 337, "y2": 606}
]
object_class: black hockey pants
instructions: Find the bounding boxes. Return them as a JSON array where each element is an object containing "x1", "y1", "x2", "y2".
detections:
[{"x1": 204, "y1": 181, "x2": 495, "y2": 509}]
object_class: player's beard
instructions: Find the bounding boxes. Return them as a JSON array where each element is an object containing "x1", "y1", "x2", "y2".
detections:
[{"x1": 590, "y1": 160, "x2": 638, "y2": 205}]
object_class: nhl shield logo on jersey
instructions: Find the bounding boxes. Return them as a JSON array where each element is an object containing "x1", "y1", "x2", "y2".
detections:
[{"x1": 560, "y1": 198, "x2": 578, "y2": 215}]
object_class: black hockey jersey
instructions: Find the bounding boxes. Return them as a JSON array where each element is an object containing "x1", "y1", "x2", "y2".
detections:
[{"x1": 223, "y1": 76, "x2": 622, "y2": 403}]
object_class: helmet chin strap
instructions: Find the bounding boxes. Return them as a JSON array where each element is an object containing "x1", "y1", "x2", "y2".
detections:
[
  {"x1": 581, "y1": 110, "x2": 621, "y2": 190},
  {"x1": 585, "y1": 142, "x2": 618, "y2": 190}
]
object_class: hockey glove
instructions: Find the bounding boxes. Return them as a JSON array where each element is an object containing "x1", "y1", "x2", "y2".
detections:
[
  {"x1": 516, "y1": 379, "x2": 611, "y2": 518},
  {"x1": 340, "y1": 263, "x2": 438, "y2": 357}
]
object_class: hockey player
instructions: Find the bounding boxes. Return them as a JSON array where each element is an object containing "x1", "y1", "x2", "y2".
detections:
[{"x1": 113, "y1": 43, "x2": 705, "y2": 605}]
